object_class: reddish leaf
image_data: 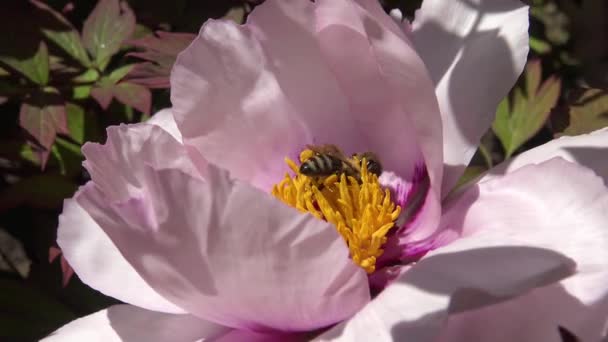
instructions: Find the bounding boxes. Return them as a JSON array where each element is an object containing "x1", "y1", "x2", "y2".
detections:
[
  {"x1": 91, "y1": 86, "x2": 113, "y2": 109},
  {"x1": 113, "y1": 82, "x2": 151, "y2": 114},
  {"x1": 82, "y1": 0, "x2": 135, "y2": 69},
  {"x1": 127, "y1": 62, "x2": 170, "y2": 88},
  {"x1": 19, "y1": 91, "x2": 68, "y2": 151},
  {"x1": 127, "y1": 31, "x2": 196, "y2": 88},
  {"x1": 49, "y1": 246, "x2": 74, "y2": 287}
]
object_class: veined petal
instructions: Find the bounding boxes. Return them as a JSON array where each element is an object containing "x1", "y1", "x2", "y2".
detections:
[
  {"x1": 433, "y1": 157, "x2": 608, "y2": 341},
  {"x1": 438, "y1": 271, "x2": 608, "y2": 342},
  {"x1": 41, "y1": 305, "x2": 227, "y2": 342},
  {"x1": 77, "y1": 163, "x2": 369, "y2": 332},
  {"x1": 58, "y1": 199, "x2": 184, "y2": 314},
  {"x1": 81, "y1": 123, "x2": 201, "y2": 202},
  {"x1": 59, "y1": 121, "x2": 198, "y2": 314},
  {"x1": 411, "y1": 0, "x2": 529, "y2": 195},
  {"x1": 146, "y1": 108, "x2": 182, "y2": 142},
  {"x1": 320, "y1": 157, "x2": 608, "y2": 341},
  {"x1": 319, "y1": 242, "x2": 574, "y2": 341},
  {"x1": 171, "y1": 0, "x2": 443, "y2": 197}
]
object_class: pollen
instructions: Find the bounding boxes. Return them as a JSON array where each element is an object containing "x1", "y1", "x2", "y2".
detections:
[{"x1": 271, "y1": 149, "x2": 401, "y2": 273}]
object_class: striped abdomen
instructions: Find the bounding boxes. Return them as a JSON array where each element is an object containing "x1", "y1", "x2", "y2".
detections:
[{"x1": 299, "y1": 154, "x2": 344, "y2": 176}]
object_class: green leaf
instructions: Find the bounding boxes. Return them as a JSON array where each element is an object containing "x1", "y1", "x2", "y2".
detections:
[
  {"x1": 492, "y1": 96, "x2": 511, "y2": 150},
  {"x1": 0, "y1": 40, "x2": 49, "y2": 85},
  {"x1": 73, "y1": 68, "x2": 100, "y2": 83},
  {"x1": 0, "y1": 174, "x2": 77, "y2": 211},
  {"x1": 562, "y1": 89, "x2": 608, "y2": 136},
  {"x1": 66, "y1": 103, "x2": 85, "y2": 144},
  {"x1": 82, "y1": 0, "x2": 136, "y2": 69},
  {"x1": 72, "y1": 85, "x2": 92, "y2": 99},
  {"x1": 30, "y1": 0, "x2": 91, "y2": 67},
  {"x1": 525, "y1": 60, "x2": 542, "y2": 99},
  {"x1": 107, "y1": 64, "x2": 135, "y2": 83},
  {"x1": 492, "y1": 61, "x2": 561, "y2": 158},
  {"x1": 529, "y1": 36, "x2": 552, "y2": 54},
  {"x1": 52, "y1": 137, "x2": 85, "y2": 178},
  {"x1": 453, "y1": 166, "x2": 487, "y2": 191}
]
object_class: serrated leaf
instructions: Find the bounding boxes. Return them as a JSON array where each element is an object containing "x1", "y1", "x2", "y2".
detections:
[
  {"x1": 82, "y1": 0, "x2": 136, "y2": 69},
  {"x1": 30, "y1": 0, "x2": 91, "y2": 67},
  {"x1": 127, "y1": 31, "x2": 196, "y2": 88},
  {"x1": 492, "y1": 61, "x2": 561, "y2": 158},
  {"x1": 0, "y1": 40, "x2": 49, "y2": 85},
  {"x1": 562, "y1": 88, "x2": 608, "y2": 136},
  {"x1": 0, "y1": 174, "x2": 77, "y2": 211},
  {"x1": 525, "y1": 60, "x2": 542, "y2": 99},
  {"x1": 113, "y1": 82, "x2": 151, "y2": 114},
  {"x1": 19, "y1": 91, "x2": 68, "y2": 153}
]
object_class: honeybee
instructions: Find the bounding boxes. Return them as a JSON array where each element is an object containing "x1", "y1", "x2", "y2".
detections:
[{"x1": 299, "y1": 144, "x2": 383, "y2": 182}]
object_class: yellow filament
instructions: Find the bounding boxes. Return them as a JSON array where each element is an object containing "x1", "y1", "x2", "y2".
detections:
[{"x1": 271, "y1": 149, "x2": 401, "y2": 273}]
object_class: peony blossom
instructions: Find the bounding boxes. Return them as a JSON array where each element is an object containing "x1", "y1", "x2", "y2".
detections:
[{"x1": 44, "y1": 0, "x2": 608, "y2": 341}]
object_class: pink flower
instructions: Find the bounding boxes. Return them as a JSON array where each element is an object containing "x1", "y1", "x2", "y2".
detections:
[{"x1": 44, "y1": 0, "x2": 608, "y2": 341}]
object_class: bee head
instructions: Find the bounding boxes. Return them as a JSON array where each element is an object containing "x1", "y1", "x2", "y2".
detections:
[{"x1": 357, "y1": 152, "x2": 382, "y2": 176}]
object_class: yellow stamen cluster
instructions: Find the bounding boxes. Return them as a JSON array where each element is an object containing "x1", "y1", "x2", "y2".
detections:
[{"x1": 271, "y1": 149, "x2": 401, "y2": 273}]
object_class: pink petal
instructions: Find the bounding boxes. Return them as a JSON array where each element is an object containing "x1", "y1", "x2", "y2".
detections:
[
  {"x1": 320, "y1": 157, "x2": 608, "y2": 340},
  {"x1": 77, "y1": 162, "x2": 369, "y2": 331},
  {"x1": 438, "y1": 271, "x2": 608, "y2": 342},
  {"x1": 58, "y1": 198, "x2": 184, "y2": 313},
  {"x1": 319, "y1": 238, "x2": 574, "y2": 341},
  {"x1": 41, "y1": 304, "x2": 228, "y2": 342},
  {"x1": 171, "y1": 0, "x2": 443, "y2": 194},
  {"x1": 81, "y1": 123, "x2": 201, "y2": 202},
  {"x1": 411, "y1": 0, "x2": 529, "y2": 195},
  {"x1": 432, "y1": 158, "x2": 608, "y2": 341},
  {"x1": 146, "y1": 108, "x2": 182, "y2": 142},
  {"x1": 213, "y1": 329, "x2": 298, "y2": 342},
  {"x1": 314, "y1": 0, "x2": 444, "y2": 193},
  {"x1": 488, "y1": 127, "x2": 608, "y2": 184}
]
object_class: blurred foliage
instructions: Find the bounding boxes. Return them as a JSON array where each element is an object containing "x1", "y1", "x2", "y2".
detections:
[{"x1": 0, "y1": 0, "x2": 606, "y2": 340}]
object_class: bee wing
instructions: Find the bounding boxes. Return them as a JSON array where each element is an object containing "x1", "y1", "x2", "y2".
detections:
[{"x1": 306, "y1": 144, "x2": 347, "y2": 160}]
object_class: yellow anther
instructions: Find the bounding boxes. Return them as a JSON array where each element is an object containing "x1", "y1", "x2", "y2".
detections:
[{"x1": 271, "y1": 149, "x2": 401, "y2": 273}]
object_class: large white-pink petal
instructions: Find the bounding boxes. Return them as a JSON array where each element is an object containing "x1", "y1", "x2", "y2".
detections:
[
  {"x1": 436, "y1": 157, "x2": 608, "y2": 340},
  {"x1": 320, "y1": 157, "x2": 608, "y2": 341},
  {"x1": 171, "y1": 0, "x2": 442, "y2": 194},
  {"x1": 81, "y1": 122, "x2": 201, "y2": 202},
  {"x1": 146, "y1": 108, "x2": 182, "y2": 142},
  {"x1": 438, "y1": 271, "x2": 608, "y2": 342},
  {"x1": 57, "y1": 198, "x2": 184, "y2": 313},
  {"x1": 411, "y1": 0, "x2": 529, "y2": 195},
  {"x1": 41, "y1": 304, "x2": 227, "y2": 342},
  {"x1": 319, "y1": 238, "x2": 574, "y2": 341},
  {"x1": 77, "y1": 163, "x2": 369, "y2": 332}
]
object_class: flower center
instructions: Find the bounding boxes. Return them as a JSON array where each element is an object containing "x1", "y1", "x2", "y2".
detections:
[{"x1": 271, "y1": 148, "x2": 401, "y2": 273}]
